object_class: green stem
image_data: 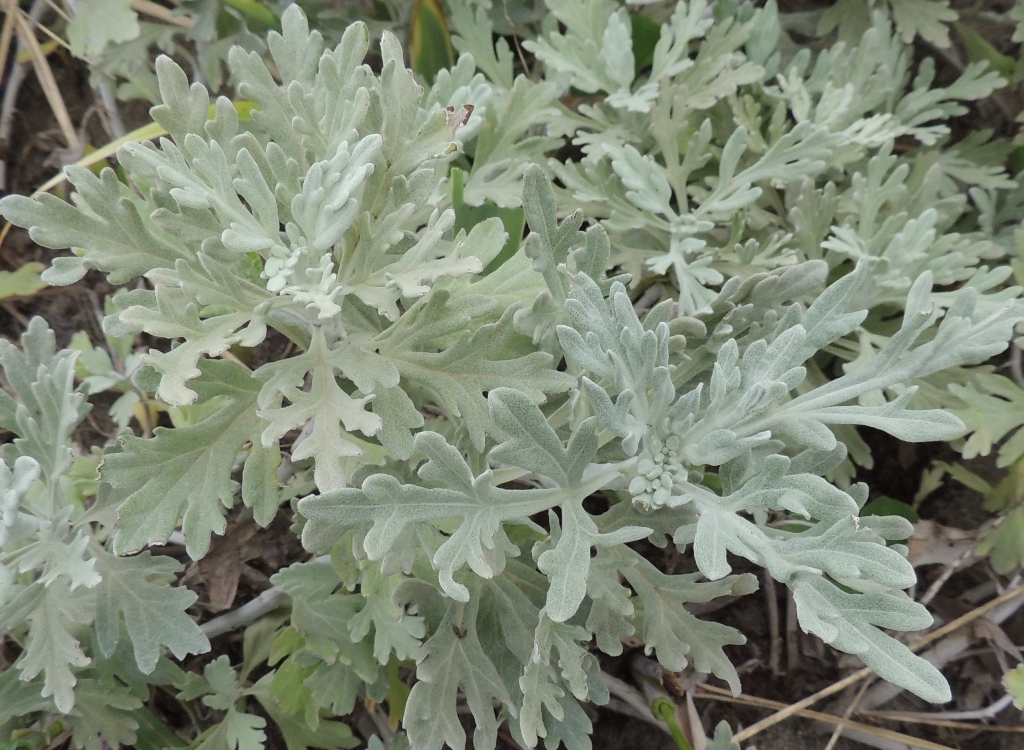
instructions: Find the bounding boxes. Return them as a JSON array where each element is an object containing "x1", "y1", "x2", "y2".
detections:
[{"x1": 651, "y1": 697, "x2": 694, "y2": 750}]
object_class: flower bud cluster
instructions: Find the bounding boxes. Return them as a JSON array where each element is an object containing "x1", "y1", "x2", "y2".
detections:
[{"x1": 628, "y1": 434, "x2": 688, "y2": 510}]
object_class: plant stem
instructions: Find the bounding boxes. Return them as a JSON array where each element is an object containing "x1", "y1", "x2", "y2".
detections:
[{"x1": 650, "y1": 698, "x2": 694, "y2": 750}]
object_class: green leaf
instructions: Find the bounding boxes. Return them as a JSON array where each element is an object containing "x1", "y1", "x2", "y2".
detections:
[
  {"x1": 951, "y1": 374, "x2": 1024, "y2": 467},
  {"x1": 890, "y1": 0, "x2": 957, "y2": 47},
  {"x1": 860, "y1": 496, "x2": 919, "y2": 525},
  {"x1": 409, "y1": 0, "x2": 455, "y2": 84},
  {"x1": 348, "y1": 565, "x2": 426, "y2": 663},
  {"x1": 134, "y1": 705, "x2": 189, "y2": 748},
  {"x1": 115, "y1": 284, "x2": 267, "y2": 408},
  {"x1": 585, "y1": 550, "x2": 636, "y2": 655},
  {"x1": 518, "y1": 612, "x2": 601, "y2": 747},
  {"x1": 271, "y1": 561, "x2": 380, "y2": 682},
  {"x1": 222, "y1": 711, "x2": 267, "y2": 750},
  {"x1": 194, "y1": 657, "x2": 268, "y2": 750},
  {"x1": 461, "y1": 77, "x2": 561, "y2": 208},
  {"x1": 93, "y1": 551, "x2": 209, "y2": 672},
  {"x1": 404, "y1": 596, "x2": 511, "y2": 750},
  {"x1": 451, "y1": 168, "x2": 525, "y2": 274},
  {"x1": 0, "y1": 665, "x2": 51, "y2": 725},
  {"x1": 0, "y1": 456, "x2": 40, "y2": 548},
  {"x1": 16, "y1": 580, "x2": 92, "y2": 713},
  {"x1": 538, "y1": 505, "x2": 649, "y2": 623},
  {"x1": 631, "y1": 13, "x2": 661, "y2": 75},
  {"x1": 621, "y1": 550, "x2": 753, "y2": 694},
  {"x1": 256, "y1": 328, "x2": 385, "y2": 492},
  {"x1": 706, "y1": 721, "x2": 741, "y2": 750},
  {"x1": 0, "y1": 317, "x2": 90, "y2": 483},
  {"x1": 977, "y1": 505, "x2": 1024, "y2": 575},
  {"x1": 521, "y1": 165, "x2": 584, "y2": 301},
  {"x1": 301, "y1": 431, "x2": 557, "y2": 601},
  {"x1": 0, "y1": 168, "x2": 190, "y2": 286},
  {"x1": 220, "y1": 0, "x2": 279, "y2": 30},
  {"x1": 64, "y1": 679, "x2": 143, "y2": 750},
  {"x1": 954, "y1": 22, "x2": 1017, "y2": 82},
  {"x1": 376, "y1": 293, "x2": 575, "y2": 450},
  {"x1": 66, "y1": 0, "x2": 139, "y2": 57},
  {"x1": 0, "y1": 262, "x2": 45, "y2": 301},
  {"x1": 250, "y1": 676, "x2": 359, "y2": 750},
  {"x1": 105, "y1": 359, "x2": 279, "y2": 559},
  {"x1": 489, "y1": 387, "x2": 588, "y2": 487},
  {"x1": 305, "y1": 662, "x2": 363, "y2": 718},
  {"x1": 1004, "y1": 664, "x2": 1024, "y2": 709}
]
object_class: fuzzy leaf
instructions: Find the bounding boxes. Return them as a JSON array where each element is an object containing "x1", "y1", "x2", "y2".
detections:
[
  {"x1": 377, "y1": 295, "x2": 575, "y2": 450},
  {"x1": 404, "y1": 596, "x2": 511, "y2": 750},
  {"x1": 0, "y1": 168, "x2": 190, "y2": 286},
  {"x1": 0, "y1": 318, "x2": 90, "y2": 481},
  {"x1": 301, "y1": 431, "x2": 557, "y2": 601},
  {"x1": 622, "y1": 551, "x2": 753, "y2": 694},
  {"x1": 93, "y1": 551, "x2": 209, "y2": 672},
  {"x1": 105, "y1": 359, "x2": 278, "y2": 558},
  {"x1": 66, "y1": 0, "x2": 139, "y2": 56},
  {"x1": 15, "y1": 581, "x2": 92, "y2": 713},
  {"x1": 791, "y1": 575, "x2": 949, "y2": 703},
  {"x1": 257, "y1": 329, "x2": 385, "y2": 492}
]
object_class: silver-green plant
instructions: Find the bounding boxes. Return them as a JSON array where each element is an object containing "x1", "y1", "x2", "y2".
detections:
[
  {"x1": 0, "y1": 319, "x2": 217, "y2": 748},
  {"x1": 450, "y1": 0, "x2": 1024, "y2": 480},
  {"x1": 2, "y1": 4, "x2": 1024, "y2": 750}
]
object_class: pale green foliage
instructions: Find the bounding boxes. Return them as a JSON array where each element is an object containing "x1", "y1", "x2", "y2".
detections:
[
  {"x1": 67, "y1": 307, "x2": 147, "y2": 430},
  {"x1": 514, "y1": 0, "x2": 1009, "y2": 304},
  {"x1": 706, "y1": 721, "x2": 743, "y2": 750},
  {"x1": 0, "y1": 319, "x2": 208, "y2": 733},
  {"x1": 1014, "y1": 1, "x2": 1024, "y2": 44},
  {"x1": 820, "y1": 0, "x2": 959, "y2": 48},
  {"x1": 951, "y1": 374, "x2": 1024, "y2": 467},
  {"x1": 66, "y1": 0, "x2": 140, "y2": 58},
  {"x1": 1005, "y1": 663, "x2": 1024, "y2": 709},
  {"x1": 1, "y1": 6, "x2": 572, "y2": 555},
  {"x1": 464, "y1": 0, "x2": 1023, "y2": 479},
  {"x1": 0, "y1": 262, "x2": 46, "y2": 301},
  {"x1": 2, "y1": 3, "x2": 1024, "y2": 749}
]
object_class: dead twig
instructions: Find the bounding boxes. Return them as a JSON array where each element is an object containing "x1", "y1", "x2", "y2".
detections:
[
  {"x1": 6, "y1": 0, "x2": 80, "y2": 153},
  {"x1": 0, "y1": 0, "x2": 48, "y2": 191},
  {"x1": 696, "y1": 684, "x2": 956, "y2": 750},
  {"x1": 199, "y1": 587, "x2": 289, "y2": 638},
  {"x1": 130, "y1": 0, "x2": 195, "y2": 29},
  {"x1": 918, "y1": 544, "x2": 977, "y2": 608},
  {"x1": 822, "y1": 679, "x2": 872, "y2": 750},
  {"x1": 861, "y1": 692, "x2": 1016, "y2": 725},
  {"x1": 732, "y1": 582, "x2": 1024, "y2": 743}
]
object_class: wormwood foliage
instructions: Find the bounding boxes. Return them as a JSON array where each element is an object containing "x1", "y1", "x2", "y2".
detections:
[
  {"x1": 0, "y1": 320, "x2": 208, "y2": 741},
  {"x1": 2, "y1": 2, "x2": 1024, "y2": 749},
  {"x1": 457, "y1": 0, "x2": 1024, "y2": 480}
]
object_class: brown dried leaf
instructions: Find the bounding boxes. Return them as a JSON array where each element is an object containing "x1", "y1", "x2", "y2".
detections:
[
  {"x1": 187, "y1": 518, "x2": 261, "y2": 611},
  {"x1": 906, "y1": 520, "x2": 976, "y2": 567}
]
